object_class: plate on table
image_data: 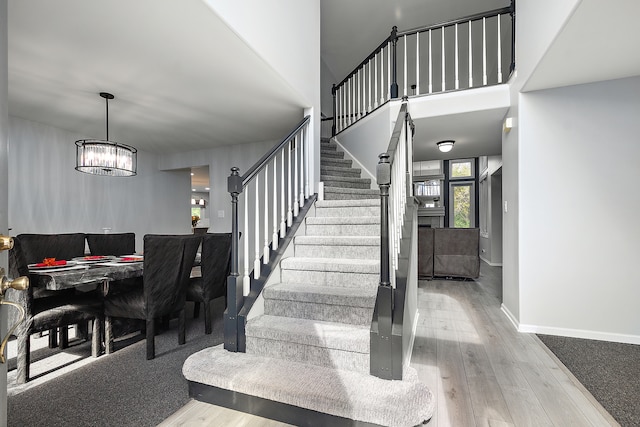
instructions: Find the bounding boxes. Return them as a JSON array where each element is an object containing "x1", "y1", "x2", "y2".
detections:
[
  {"x1": 28, "y1": 260, "x2": 78, "y2": 270},
  {"x1": 72, "y1": 255, "x2": 116, "y2": 264},
  {"x1": 115, "y1": 255, "x2": 144, "y2": 263}
]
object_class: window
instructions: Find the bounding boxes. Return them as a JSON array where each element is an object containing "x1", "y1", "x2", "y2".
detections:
[
  {"x1": 447, "y1": 158, "x2": 476, "y2": 228},
  {"x1": 450, "y1": 182, "x2": 475, "y2": 228}
]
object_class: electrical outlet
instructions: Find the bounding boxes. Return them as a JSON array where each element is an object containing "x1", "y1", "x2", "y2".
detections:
[
  {"x1": 504, "y1": 201, "x2": 508, "y2": 213},
  {"x1": 218, "y1": 210, "x2": 225, "y2": 218}
]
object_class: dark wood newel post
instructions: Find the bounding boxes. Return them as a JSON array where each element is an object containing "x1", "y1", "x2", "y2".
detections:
[
  {"x1": 390, "y1": 26, "x2": 398, "y2": 99},
  {"x1": 372, "y1": 152, "x2": 394, "y2": 379},
  {"x1": 331, "y1": 84, "x2": 337, "y2": 136},
  {"x1": 224, "y1": 166, "x2": 243, "y2": 352}
]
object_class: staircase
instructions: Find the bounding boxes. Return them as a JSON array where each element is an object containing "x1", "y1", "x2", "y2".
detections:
[{"x1": 183, "y1": 138, "x2": 434, "y2": 427}]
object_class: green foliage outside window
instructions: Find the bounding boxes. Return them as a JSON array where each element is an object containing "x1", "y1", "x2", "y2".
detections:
[{"x1": 453, "y1": 185, "x2": 471, "y2": 228}]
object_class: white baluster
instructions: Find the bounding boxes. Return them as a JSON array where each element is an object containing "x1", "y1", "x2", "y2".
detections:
[
  {"x1": 416, "y1": 32, "x2": 420, "y2": 95},
  {"x1": 374, "y1": 53, "x2": 379, "y2": 108},
  {"x1": 243, "y1": 190, "x2": 250, "y2": 295},
  {"x1": 429, "y1": 30, "x2": 433, "y2": 94},
  {"x1": 441, "y1": 26, "x2": 446, "y2": 91},
  {"x1": 368, "y1": 61, "x2": 372, "y2": 112},
  {"x1": 497, "y1": 14, "x2": 503, "y2": 83},
  {"x1": 287, "y1": 140, "x2": 293, "y2": 227},
  {"x1": 347, "y1": 80, "x2": 351, "y2": 126},
  {"x1": 387, "y1": 42, "x2": 391, "y2": 101},
  {"x1": 403, "y1": 34, "x2": 408, "y2": 97},
  {"x1": 357, "y1": 69, "x2": 361, "y2": 118},
  {"x1": 304, "y1": 123, "x2": 309, "y2": 200},
  {"x1": 272, "y1": 155, "x2": 279, "y2": 251},
  {"x1": 455, "y1": 24, "x2": 459, "y2": 90},
  {"x1": 254, "y1": 177, "x2": 261, "y2": 279},
  {"x1": 263, "y1": 166, "x2": 270, "y2": 264},
  {"x1": 280, "y1": 149, "x2": 286, "y2": 238},
  {"x1": 483, "y1": 17, "x2": 487, "y2": 85},
  {"x1": 469, "y1": 20, "x2": 473, "y2": 87},
  {"x1": 293, "y1": 134, "x2": 299, "y2": 217},
  {"x1": 340, "y1": 86, "x2": 344, "y2": 131},
  {"x1": 300, "y1": 130, "x2": 305, "y2": 207}
]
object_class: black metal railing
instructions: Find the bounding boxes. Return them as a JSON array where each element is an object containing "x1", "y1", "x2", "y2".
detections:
[
  {"x1": 224, "y1": 116, "x2": 311, "y2": 352},
  {"x1": 332, "y1": 1, "x2": 515, "y2": 135}
]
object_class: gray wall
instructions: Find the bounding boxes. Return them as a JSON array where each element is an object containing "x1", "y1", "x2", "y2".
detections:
[
  {"x1": 518, "y1": 75, "x2": 640, "y2": 342},
  {"x1": 8, "y1": 117, "x2": 190, "y2": 251}
]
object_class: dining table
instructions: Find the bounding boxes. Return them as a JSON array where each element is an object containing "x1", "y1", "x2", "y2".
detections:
[{"x1": 28, "y1": 258, "x2": 144, "y2": 294}]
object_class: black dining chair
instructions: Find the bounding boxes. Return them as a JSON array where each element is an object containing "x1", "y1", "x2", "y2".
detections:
[
  {"x1": 103, "y1": 234, "x2": 201, "y2": 360},
  {"x1": 6, "y1": 234, "x2": 103, "y2": 384},
  {"x1": 86, "y1": 232, "x2": 136, "y2": 256},
  {"x1": 86, "y1": 232, "x2": 141, "y2": 296},
  {"x1": 187, "y1": 233, "x2": 232, "y2": 334}
]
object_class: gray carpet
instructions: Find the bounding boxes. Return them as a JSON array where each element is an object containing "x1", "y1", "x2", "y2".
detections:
[
  {"x1": 537, "y1": 334, "x2": 640, "y2": 427},
  {"x1": 7, "y1": 299, "x2": 225, "y2": 427}
]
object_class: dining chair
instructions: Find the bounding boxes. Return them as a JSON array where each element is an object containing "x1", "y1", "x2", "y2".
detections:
[
  {"x1": 86, "y1": 232, "x2": 141, "y2": 296},
  {"x1": 186, "y1": 233, "x2": 232, "y2": 334},
  {"x1": 103, "y1": 234, "x2": 201, "y2": 360},
  {"x1": 86, "y1": 232, "x2": 136, "y2": 256},
  {"x1": 6, "y1": 234, "x2": 103, "y2": 384}
]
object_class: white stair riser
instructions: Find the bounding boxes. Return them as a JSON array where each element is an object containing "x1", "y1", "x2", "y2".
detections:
[
  {"x1": 306, "y1": 223, "x2": 379, "y2": 236},
  {"x1": 264, "y1": 299, "x2": 374, "y2": 326},
  {"x1": 295, "y1": 244, "x2": 379, "y2": 259},
  {"x1": 281, "y1": 269, "x2": 379, "y2": 288},
  {"x1": 245, "y1": 337, "x2": 369, "y2": 374}
]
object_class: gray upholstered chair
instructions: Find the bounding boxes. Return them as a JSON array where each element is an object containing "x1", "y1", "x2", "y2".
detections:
[
  {"x1": 6, "y1": 233, "x2": 103, "y2": 384},
  {"x1": 186, "y1": 233, "x2": 232, "y2": 334},
  {"x1": 104, "y1": 234, "x2": 201, "y2": 359}
]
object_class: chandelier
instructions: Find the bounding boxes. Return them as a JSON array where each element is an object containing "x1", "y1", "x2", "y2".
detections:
[{"x1": 75, "y1": 92, "x2": 137, "y2": 177}]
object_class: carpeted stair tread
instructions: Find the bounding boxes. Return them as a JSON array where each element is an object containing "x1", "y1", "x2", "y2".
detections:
[
  {"x1": 281, "y1": 256, "x2": 379, "y2": 274},
  {"x1": 264, "y1": 282, "x2": 377, "y2": 307},
  {"x1": 306, "y1": 216, "x2": 379, "y2": 225},
  {"x1": 183, "y1": 345, "x2": 435, "y2": 427},
  {"x1": 321, "y1": 149, "x2": 343, "y2": 159},
  {"x1": 324, "y1": 187, "x2": 379, "y2": 200},
  {"x1": 321, "y1": 165, "x2": 361, "y2": 177},
  {"x1": 321, "y1": 158, "x2": 352, "y2": 168},
  {"x1": 295, "y1": 235, "x2": 379, "y2": 247},
  {"x1": 246, "y1": 315, "x2": 370, "y2": 353},
  {"x1": 322, "y1": 176, "x2": 372, "y2": 189},
  {"x1": 316, "y1": 199, "x2": 380, "y2": 207}
]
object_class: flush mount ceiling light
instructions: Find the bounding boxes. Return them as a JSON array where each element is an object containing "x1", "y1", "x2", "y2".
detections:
[
  {"x1": 437, "y1": 140, "x2": 455, "y2": 153},
  {"x1": 75, "y1": 92, "x2": 137, "y2": 177}
]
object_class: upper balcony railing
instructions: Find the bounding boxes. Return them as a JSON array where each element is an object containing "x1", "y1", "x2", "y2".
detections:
[{"x1": 332, "y1": 1, "x2": 515, "y2": 135}]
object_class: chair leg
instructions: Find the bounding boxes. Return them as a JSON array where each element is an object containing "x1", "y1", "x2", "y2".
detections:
[
  {"x1": 105, "y1": 316, "x2": 114, "y2": 355},
  {"x1": 178, "y1": 309, "x2": 186, "y2": 345},
  {"x1": 91, "y1": 318, "x2": 102, "y2": 358},
  {"x1": 59, "y1": 326, "x2": 69, "y2": 349},
  {"x1": 204, "y1": 301, "x2": 212, "y2": 335},
  {"x1": 16, "y1": 334, "x2": 30, "y2": 384},
  {"x1": 48, "y1": 328, "x2": 58, "y2": 348},
  {"x1": 146, "y1": 318, "x2": 155, "y2": 360},
  {"x1": 193, "y1": 302, "x2": 200, "y2": 319}
]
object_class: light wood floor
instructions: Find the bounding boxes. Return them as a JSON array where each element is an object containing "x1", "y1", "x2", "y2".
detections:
[{"x1": 159, "y1": 262, "x2": 618, "y2": 427}]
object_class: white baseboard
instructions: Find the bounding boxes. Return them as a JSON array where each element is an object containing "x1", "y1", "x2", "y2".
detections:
[
  {"x1": 500, "y1": 303, "x2": 520, "y2": 331},
  {"x1": 500, "y1": 303, "x2": 640, "y2": 345},
  {"x1": 480, "y1": 255, "x2": 502, "y2": 267},
  {"x1": 519, "y1": 324, "x2": 640, "y2": 346},
  {"x1": 403, "y1": 311, "x2": 419, "y2": 369}
]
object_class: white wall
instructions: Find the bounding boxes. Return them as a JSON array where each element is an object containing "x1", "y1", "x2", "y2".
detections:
[
  {"x1": 8, "y1": 117, "x2": 190, "y2": 251},
  {"x1": 1, "y1": 0, "x2": 9, "y2": 419},
  {"x1": 321, "y1": 57, "x2": 337, "y2": 117},
  {"x1": 518, "y1": 76, "x2": 640, "y2": 343},
  {"x1": 516, "y1": 0, "x2": 580, "y2": 92},
  {"x1": 204, "y1": 0, "x2": 321, "y2": 195},
  {"x1": 480, "y1": 155, "x2": 502, "y2": 266}
]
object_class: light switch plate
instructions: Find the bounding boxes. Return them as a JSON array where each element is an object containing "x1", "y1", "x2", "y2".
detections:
[{"x1": 218, "y1": 210, "x2": 225, "y2": 218}]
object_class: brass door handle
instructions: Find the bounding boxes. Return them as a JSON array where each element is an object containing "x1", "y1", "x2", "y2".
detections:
[
  {"x1": 0, "y1": 235, "x2": 13, "y2": 252},
  {"x1": 0, "y1": 267, "x2": 30, "y2": 363}
]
